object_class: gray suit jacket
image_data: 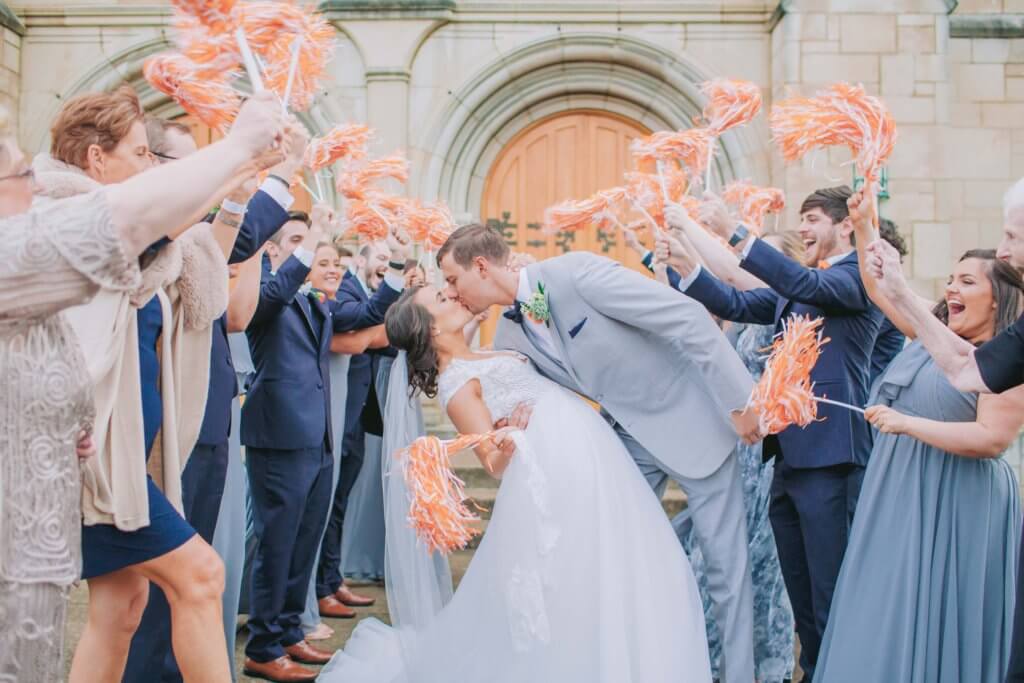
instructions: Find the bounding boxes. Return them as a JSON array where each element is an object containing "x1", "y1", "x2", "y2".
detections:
[{"x1": 495, "y1": 251, "x2": 753, "y2": 479}]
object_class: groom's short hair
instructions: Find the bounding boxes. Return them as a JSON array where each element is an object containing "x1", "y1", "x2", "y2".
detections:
[{"x1": 436, "y1": 223, "x2": 510, "y2": 268}]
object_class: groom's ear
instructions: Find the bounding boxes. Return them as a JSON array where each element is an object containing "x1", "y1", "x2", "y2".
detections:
[{"x1": 472, "y1": 255, "x2": 491, "y2": 277}]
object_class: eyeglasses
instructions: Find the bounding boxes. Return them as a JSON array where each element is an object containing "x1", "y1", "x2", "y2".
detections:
[{"x1": 151, "y1": 151, "x2": 178, "y2": 162}]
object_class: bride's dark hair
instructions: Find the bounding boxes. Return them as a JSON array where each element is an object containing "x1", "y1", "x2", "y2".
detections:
[{"x1": 385, "y1": 287, "x2": 440, "y2": 398}]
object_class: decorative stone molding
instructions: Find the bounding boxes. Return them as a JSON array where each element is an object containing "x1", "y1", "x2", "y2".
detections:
[
  {"x1": 416, "y1": 31, "x2": 763, "y2": 217},
  {"x1": 0, "y1": 2, "x2": 24, "y2": 36},
  {"x1": 950, "y1": 14, "x2": 1024, "y2": 39},
  {"x1": 318, "y1": 0, "x2": 455, "y2": 20}
]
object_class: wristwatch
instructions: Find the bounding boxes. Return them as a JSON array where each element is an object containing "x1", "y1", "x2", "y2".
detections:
[
  {"x1": 388, "y1": 260, "x2": 406, "y2": 271},
  {"x1": 728, "y1": 224, "x2": 750, "y2": 248}
]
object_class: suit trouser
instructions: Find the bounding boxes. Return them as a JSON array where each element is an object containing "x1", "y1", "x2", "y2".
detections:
[
  {"x1": 122, "y1": 441, "x2": 230, "y2": 683},
  {"x1": 245, "y1": 444, "x2": 333, "y2": 662},
  {"x1": 1007, "y1": 524, "x2": 1024, "y2": 682},
  {"x1": 615, "y1": 423, "x2": 755, "y2": 683},
  {"x1": 315, "y1": 426, "x2": 365, "y2": 599},
  {"x1": 769, "y1": 459, "x2": 861, "y2": 683}
]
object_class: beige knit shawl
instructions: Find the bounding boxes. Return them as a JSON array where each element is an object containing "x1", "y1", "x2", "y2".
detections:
[{"x1": 32, "y1": 154, "x2": 228, "y2": 531}]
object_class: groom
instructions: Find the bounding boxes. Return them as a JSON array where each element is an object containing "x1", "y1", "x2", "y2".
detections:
[{"x1": 438, "y1": 224, "x2": 761, "y2": 683}]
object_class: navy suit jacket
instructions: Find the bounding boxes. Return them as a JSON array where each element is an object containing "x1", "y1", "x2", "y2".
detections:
[
  {"x1": 678, "y1": 239, "x2": 883, "y2": 469},
  {"x1": 196, "y1": 189, "x2": 289, "y2": 446},
  {"x1": 242, "y1": 262, "x2": 401, "y2": 451},
  {"x1": 334, "y1": 271, "x2": 400, "y2": 438}
]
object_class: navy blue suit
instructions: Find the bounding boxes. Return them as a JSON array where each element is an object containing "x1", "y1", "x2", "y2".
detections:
[
  {"x1": 315, "y1": 271, "x2": 399, "y2": 599},
  {"x1": 677, "y1": 239, "x2": 883, "y2": 682},
  {"x1": 123, "y1": 190, "x2": 289, "y2": 683},
  {"x1": 243, "y1": 259, "x2": 400, "y2": 661}
]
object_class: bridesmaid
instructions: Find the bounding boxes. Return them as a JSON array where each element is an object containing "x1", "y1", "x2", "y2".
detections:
[{"x1": 815, "y1": 193, "x2": 1024, "y2": 682}]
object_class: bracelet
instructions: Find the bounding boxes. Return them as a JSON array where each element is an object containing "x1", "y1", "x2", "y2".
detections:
[
  {"x1": 727, "y1": 224, "x2": 750, "y2": 248},
  {"x1": 388, "y1": 260, "x2": 407, "y2": 271},
  {"x1": 221, "y1": 198, "x2": 247, "y2": 215},
  {"x1": 218, "y1": 213, "x2": 242, "y2": 229}
]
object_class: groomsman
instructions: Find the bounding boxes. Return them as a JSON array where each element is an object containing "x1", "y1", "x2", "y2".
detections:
[
  {"x1": 315, "y1": 241, "x2": 400, "y2": 616},
  {"x1": 242, "y1": 218, "x2": 409, "y2": 682},
  {"x1": 122, "y1": 118, "x2": 303, "y2": 683},
  {"x1": 663, "y1": 187, "x2": 883, "y2": 683}
]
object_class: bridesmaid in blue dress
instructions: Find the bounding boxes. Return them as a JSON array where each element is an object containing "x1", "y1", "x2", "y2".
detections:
[
  {"x1": 816, "y1": 244, "x2": 1024, "y2": 682},
  {"x1": 675, "y1": 322, "x2": 795, "y2": 683}
]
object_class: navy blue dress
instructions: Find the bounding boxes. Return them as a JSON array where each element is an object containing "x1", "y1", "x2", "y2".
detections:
[{"x1": 81, "y1": 294, "x2": 196, "y2": 579}]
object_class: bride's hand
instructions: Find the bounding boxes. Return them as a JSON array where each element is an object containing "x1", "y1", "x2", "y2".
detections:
[
  {"x1": 498, "y1": 402, "x2": 534, "y2": 431},
  {"x1": 491, "y1": 427, "x2": 519, "y2": 459}
]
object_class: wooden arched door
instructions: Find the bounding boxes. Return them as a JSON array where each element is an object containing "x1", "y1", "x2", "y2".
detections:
[{"x1": 478, "y1": 110, "x2": 652, "y2": 343}]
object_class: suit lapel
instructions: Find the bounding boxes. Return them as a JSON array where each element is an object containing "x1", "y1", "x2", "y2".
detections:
[
  {"x1": 524, "y1": 263, "x2": 583, "y2": 387},
  {"x1": 295, "y1": 292, "x2": 320, "y2": 343}
]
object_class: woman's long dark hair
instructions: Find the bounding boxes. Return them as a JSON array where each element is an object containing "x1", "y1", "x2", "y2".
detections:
[
  {"x1": 384, "y1": 287, "x2": 439, "y2": 398},
  {"x1": 932, "y1": 249, "x2": 1024, "y2": 339}
]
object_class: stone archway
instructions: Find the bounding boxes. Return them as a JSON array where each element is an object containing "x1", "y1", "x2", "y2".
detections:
[{"x1": 416, "y1": 31, "x2": 764, "y2": 219}]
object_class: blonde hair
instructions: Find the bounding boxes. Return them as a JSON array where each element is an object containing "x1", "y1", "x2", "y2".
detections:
[
  {"x1": 763, "y1": 229, "x2": 805, "y2": 263},
  {"x1": 50, "y1": 85, "x2": 144, "y2": 170}
]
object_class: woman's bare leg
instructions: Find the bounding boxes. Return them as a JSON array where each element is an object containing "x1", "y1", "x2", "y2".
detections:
[{"x1": 69, "y1": 569, "x2": 149, "y2": 683}]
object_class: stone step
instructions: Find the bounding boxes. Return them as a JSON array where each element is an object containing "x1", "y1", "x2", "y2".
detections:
[{"x1": 461, "y1": 484, "x2": 687, "y2": 521}]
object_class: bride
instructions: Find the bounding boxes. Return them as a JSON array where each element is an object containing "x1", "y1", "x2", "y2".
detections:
[{"x1": 318, "y1": 284, "x2": 712, "y2": 683}]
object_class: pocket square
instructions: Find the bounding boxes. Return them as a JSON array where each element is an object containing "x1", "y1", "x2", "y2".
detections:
[{"x1": 569, "y1": 317, "x2": 588, "y2": 339}]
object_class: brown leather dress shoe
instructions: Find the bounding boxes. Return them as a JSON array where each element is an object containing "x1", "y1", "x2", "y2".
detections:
[
  {"x1": 284, "y1": 639, "x2": 334, "y2": 664},
  {"x1": 243, "y1": 656, "x2": 318, "y2": 682},
  {"x1": 336, "y1": 583, "x2": 376, "y2": 607},
  {"x1": 318, "y1": 594, "x2": 356, "y2": 618}
]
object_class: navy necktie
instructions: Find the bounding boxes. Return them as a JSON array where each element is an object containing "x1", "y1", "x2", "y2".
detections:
[{"x1": 503, "y1": 301, "x2": 524, "y2": 324}]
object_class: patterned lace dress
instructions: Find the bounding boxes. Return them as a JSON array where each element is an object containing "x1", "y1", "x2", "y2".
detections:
[{"x1": 0, "y1": 191, "x2": 140, "y2": 682}]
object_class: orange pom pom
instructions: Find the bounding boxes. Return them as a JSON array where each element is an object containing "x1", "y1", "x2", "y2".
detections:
[
  {"x1": 143, "y1": 53, "x2": 241, "y2": 133},
  {"x1": 770, "y1": 82, "x2": 896, "y2": 185},
  {"x1": 171, "y1": 0, "x2": 237, "y2": 32},
  {"x1": 338, "y1": 155, "x2": 409, "y2": 201},
  {"x1": 721, "y1": 180, "x2": 785, "y2": 233},
  {"x1": 630, "y1": 129, "x2": 714, "y2": 179},
  {"x1": 749, "y1": 315, "x2": 830, "y2": 435},
  {"x1": 259, "y1": 7, "x2": 335, "y2": 111},
  {"x1": 398, "y1": 433, "x2": 496, "y2": 554},
  {"x1": 406, "y1": 201, "x2": 456, "y2": 248},
  {"x1": 304, "y1": 124, "x2": 373, "y2": 171},
  {"x1": 346, "y1": 201, "x2": 390, "y2": 241},
  {"x1": 700, "y1": 79, "x2": 763, "y2": 135}
]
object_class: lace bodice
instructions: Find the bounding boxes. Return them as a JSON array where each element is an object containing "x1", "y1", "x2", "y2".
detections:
[{"x1": 438, "y1": 353, "x2": 555, "y2": 420}]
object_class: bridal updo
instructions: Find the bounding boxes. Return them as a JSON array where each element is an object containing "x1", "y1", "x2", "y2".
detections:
[{"x1": 385, "y1": 287, "x2": 440, "y2": 398}]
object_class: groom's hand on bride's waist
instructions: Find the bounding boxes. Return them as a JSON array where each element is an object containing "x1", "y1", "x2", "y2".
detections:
[{"x1": 495, "y1": 402, "x2": 534, "y2": 432}]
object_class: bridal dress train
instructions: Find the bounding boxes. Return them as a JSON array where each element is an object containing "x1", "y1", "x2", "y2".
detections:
[{"x1": 319, "y1": 353, "x2": 712, "y2": 683}]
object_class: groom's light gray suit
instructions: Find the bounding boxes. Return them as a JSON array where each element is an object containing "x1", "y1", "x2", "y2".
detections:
[{"x1": 495, "y1": 251, "x2": 756, "y2": 683}]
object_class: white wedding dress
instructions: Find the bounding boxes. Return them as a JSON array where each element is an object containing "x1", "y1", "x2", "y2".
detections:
[{"x1": 319, "y1": 353, "x2": 712, "y2": 683}]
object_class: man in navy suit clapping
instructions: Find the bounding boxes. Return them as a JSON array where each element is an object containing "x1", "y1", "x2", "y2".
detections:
[
  {"x1": 240, "y1": 207, "x2": 410, "y2": 682},
  {"x1": 660, "y1": 187, "x2": 883, "y2": 683}
]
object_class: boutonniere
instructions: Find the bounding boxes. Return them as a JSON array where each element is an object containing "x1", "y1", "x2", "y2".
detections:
[
  {"x1": 521, "y1": 281, "x2": 551, "y2": 325},
  {"x1": 299, "y1": 283, "x2": 327, "y2": 305},
  {"x1": 817, "y1": 260, "x2": 832, "y2": 270}
]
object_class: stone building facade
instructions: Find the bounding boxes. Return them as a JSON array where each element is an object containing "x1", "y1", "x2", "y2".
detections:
[{"x1": 3, "y1": 0, "x2": 1023, "y2": 295}]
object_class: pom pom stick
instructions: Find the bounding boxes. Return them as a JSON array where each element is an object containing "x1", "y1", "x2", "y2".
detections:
[
  {"x1": 144, "y1": 54, "x2": 241, "y2": 133},
  {"x1": 397, "y1": 432, "x2": 502, "y2": 554},
  {"x1": 770, "y1": 82, "x2": 896, "y2": 232},
  {"x1": 721, "y1": 180, "x2": 785, "y2": 234},
  {"x1": 749, "y1": 315, "x2": 828, "y2": 434},
  {"x1": 234, "y1": 26, "x2": 265, "y2": 91},
  {"x1": 700, "y1": 79, "x2": 763, "y2": 189},
  {"x1": 281, "y1": 36, "x2": 303, "y2": 113},
  {"x1": 631, "y1": 129, "x2": 714, "y2": 185},
  {"x1": 541, "y1": 187, "x2": 629, "y2": 235},
  {"x1": 304, "y1": 124, "x2": 373, "y2": 171}
]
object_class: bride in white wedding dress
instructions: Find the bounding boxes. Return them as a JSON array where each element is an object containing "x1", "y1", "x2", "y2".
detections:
[{"x1": 318, "y1": 285, "x2": 712, "y2": 683}]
